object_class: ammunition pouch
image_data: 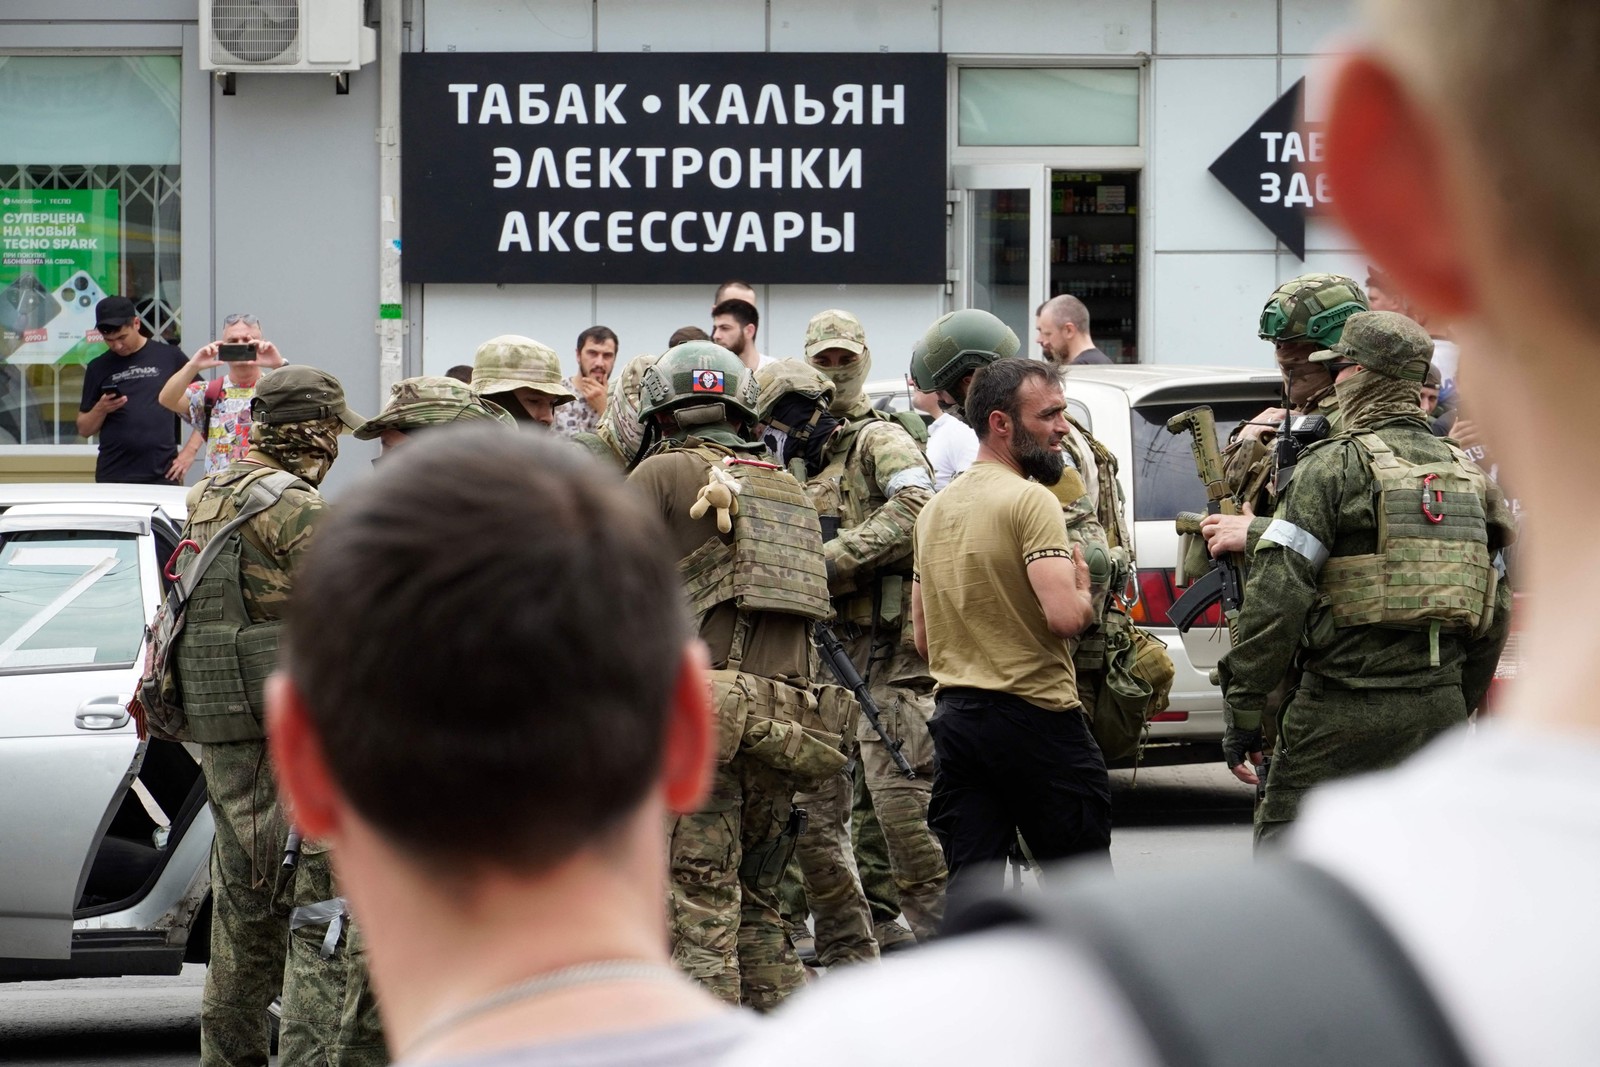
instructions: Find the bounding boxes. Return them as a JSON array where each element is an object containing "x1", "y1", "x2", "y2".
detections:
[
  {"x1": 1090, "y1": 612, "x2": 1176, "y2": 763},
  {"x1": 731, "y1": 673, "x2": 851, "y2": 787}
]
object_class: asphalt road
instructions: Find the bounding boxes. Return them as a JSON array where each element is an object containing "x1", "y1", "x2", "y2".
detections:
[{"x1": 0, "y1": 761, "x2": 1251, "y2": 1066}]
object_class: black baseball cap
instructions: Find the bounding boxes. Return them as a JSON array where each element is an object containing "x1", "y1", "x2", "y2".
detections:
[{"x1": 94, "y1": 296, "x2": 139, "y2": 332}]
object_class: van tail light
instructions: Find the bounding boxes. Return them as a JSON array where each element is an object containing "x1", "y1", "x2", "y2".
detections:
[{"x1": 1127, "y1": 568, "x2": 1224, "y2": 630}]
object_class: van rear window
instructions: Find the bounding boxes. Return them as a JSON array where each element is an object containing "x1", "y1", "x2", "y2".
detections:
[{"x1": 1130, "y1": 400, "x2": 1278, "y2": 521}]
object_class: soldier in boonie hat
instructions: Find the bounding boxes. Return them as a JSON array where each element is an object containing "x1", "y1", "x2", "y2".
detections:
[
  {"x1": 470, "y1": 334, "x2": 577, "y2": 429},
  {"x1": 355, "y1": 375, "x2": 514, "y2": 455},
  {"x1": 1309, "y1": 310, "x2": 1434, "y2": 383}
]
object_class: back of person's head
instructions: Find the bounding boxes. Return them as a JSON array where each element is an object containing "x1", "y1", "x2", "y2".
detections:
[
  {"x1": 1041, "y1": 294, "x2": 1090, "y2": 333},
  {"x1": 668, "y1": 325, "x2": 709, "y2": 347},
  {"x1": 715, "y1": 280, "x2": 756, "y2": 306},
  {"x1": 283, "y1": 427, "x2": 690, "y2": 877},
  {"x1": 965, "y1": 357, "x2": 1055, "y2": 441},
  {"x1": 712, "y1": 298, "x2": 759, "y2": 334},
  {"x1": 444, "y1": 364, "x2": 473, "y2": 385}
]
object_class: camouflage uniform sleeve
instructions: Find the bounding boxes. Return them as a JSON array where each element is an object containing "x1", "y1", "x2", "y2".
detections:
[
  {"x1": 1217, "y1": 445, "x2": 1351, "y2": 728},
  {"x1": 1460, "y1": 481, "x2": 1518, "y2": 711},
  {"x1": 1054, "y1": 468, "x2": 1111, "y2": 608},
  {"x1": 826, "y1": 422, "x2": 934, "y2": 587},
  {"x1": 241, "y1": 490, "x2": 327, "y2": 620}
]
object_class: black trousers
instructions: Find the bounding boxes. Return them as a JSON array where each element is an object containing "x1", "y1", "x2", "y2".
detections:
[{"x1": 927, "y1": 688, "x2": 1111, "y2": 896}]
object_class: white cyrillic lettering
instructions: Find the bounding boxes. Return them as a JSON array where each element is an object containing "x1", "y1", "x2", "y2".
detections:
[
  {"x1": 1260, "y1": 131, "x2": 1284, "y2": 163},
  {"x1": 790, "y1": 148, "x2": 823, "y2": 188},
  {"x1": 773, "y1": 211, "x2": 803, "y2": 252},
  {"x1": 608, "y1": 211, "x2": 634, "y2": 252},
  {"x1": 680, "y1": 84, "x2": 711, "y2": 124},
  {"x1": 479, "y1": 84, "x2": 512, "y2": 124},
  {"x1": 871, "y1": 83, "x2": 904, "y2": 125},
  {"x1": 811, "y1": 214, "x2": 842, "y2": 252},
  {"x1": 600, "y1": 147, "x2": 632, "y2": 188},
  {"x1": 448, "y1": 83, "x2": 478, "y2": 123},
  {"x1": 637, "y1": 147, "x2": 666, "y2": 187},
  {"x1": 1260, "y1": 172, "x2": 1282, "y2": 204},
  {"x1": 1315, "y1": 172, "x2": 1332, "y2": 203},
  {"x1": 574, "y1": 210, "x2": 601, "y2": 252},
  {"x1": 753, "y1": 84, "x2": 789, "y2": 124},
  {"x1": 828, "y1": 148, "x2": 861, "y2": 189},
  {"x1": 498, "y1": 211, "x2": 531, "y2": 252},
  {"x1": 555, "y1": 83, "x2": 588, "y2": 124},
  {"x1": 715, "y1": 85, "x2": 750, "y2": 125},
  {"x1": 750, "y1": 148, "x2": 782, "y2": 189},
  {"x1": 1283, "y1": 172, "x2": 1315, "y2": 208},
  {"x1": 709, "y1": 148, "x2": 742, "y2": 189},
  {"x1": 832, "y1": 85, "x2": 862, "y2": 124},
  {"x1": 526, "y1": 147, "x2": 560, "y2": 188},
  {"x1": 492, "y1": 148, "x2": 521, "y2": 188},
  {"x1": 701, "y1": 212, "x2": 731, "y2": 253},
  {"x1": 1280, "y1": 131, "x2": 1305, "y2": 163},
  {"x1": 1307, "y1": 131, "x2": 1325, "y2": 163},
  {"x1": 732, "y1": 212, "x2": 767, "y2": 253},
  {"x1": 844, "y1": 211, "x2": 855, "y2": 252},
  {"x1": 595, "y1": 83, "x2": 626, "y2": 124},
  {"x1": 538, "y1": 211, "x2": 570, "y2": 252},
  {"x1": 672, "y1": 148, "x2": 703, "y2": 188},
  {"x1": 794, "y1": 86, "x2": 825, "y2": 125},
  {"x1": 565, "y1": 147, "x2": 592, "y2": 189},
  {"x1": 641, "y1": 211, "x2": 668, "y2": 252},
  {"x1": 518, "y1": 83, "x2": 548, "y2": 124},
  {"x1": 671, "y1": 211, "x2": 698, "y2": 252}
]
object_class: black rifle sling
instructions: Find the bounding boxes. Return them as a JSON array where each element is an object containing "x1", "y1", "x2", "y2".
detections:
[{"x1": 943, "y1": 859, "x2": 1471, "y2": 1067}]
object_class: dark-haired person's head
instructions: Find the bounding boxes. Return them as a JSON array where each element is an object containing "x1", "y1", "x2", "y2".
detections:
[
  {"x1": 711, "y1": 299, "x2": 758, "y2": 358},
  {"x1": 668, "y1": 325, "x2": 710, "y2": 348},
  {"x1": 713, "y1": 280, "x2": 756, "y2": 311},
  {"x1": 966, "y1": 357, "x2": 1068, "y2": 485},
  {"x1": 267, "y1": 427, "x2": 713, "y2": 888},
  {"x1": 575, "y1": 326, "x2": 619, "y2": 384}
]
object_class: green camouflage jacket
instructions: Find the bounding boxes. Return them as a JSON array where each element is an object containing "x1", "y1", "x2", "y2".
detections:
[{"x1": 808, "y1": 415, "x2": 934, "y2": 598}]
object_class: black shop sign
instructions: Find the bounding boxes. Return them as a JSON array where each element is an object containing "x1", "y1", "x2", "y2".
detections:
[
  {"x1": 401, "y1": 52, "x2": 947, "y2": 285},
  {"x1": 1208, "y1": 78, "x2": 1328, "y2": 260}
]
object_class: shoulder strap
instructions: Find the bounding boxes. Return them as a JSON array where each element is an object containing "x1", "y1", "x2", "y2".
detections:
[
  {"x1": 943, "y1": 859, "x2": 1471, "y2": 1067},
  {"x1": 202, "y1": 375, "x2": 226, "y2": 426},
  {"x1": 172, "y1": 470, "x2": 303, "y2": 606}
]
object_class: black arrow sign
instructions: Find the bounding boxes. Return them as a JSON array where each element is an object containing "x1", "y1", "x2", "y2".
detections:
[{"x1": 1209, "y1": 78, "x2": 1326, "y2": 259}]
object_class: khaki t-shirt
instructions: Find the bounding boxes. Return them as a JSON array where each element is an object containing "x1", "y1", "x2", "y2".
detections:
[
  {"x1": 913, "y1": 460, "x2": 1080, "y2": 712},
  {"x1": 629, "y1": 447, "x2": 810, "y2": 681}
]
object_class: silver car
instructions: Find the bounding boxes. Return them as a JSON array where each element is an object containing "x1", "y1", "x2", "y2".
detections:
[{"x1": 0, "y1": 484, "x2": 213, "y2": 981}]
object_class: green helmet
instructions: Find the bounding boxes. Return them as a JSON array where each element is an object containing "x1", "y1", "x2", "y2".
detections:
[
  {"x1": 913, "y1": 309, "x2": 1021, "y2": 393},
  {"x1": 754, "y1": 359, "x2": 835, "y2": 423},
  {"x1": 637, "y1": 341, "x2": 759, "y2": 428},
  {"x1": 1257, "y1": 273, "x2": 1370, "y2": 347}
]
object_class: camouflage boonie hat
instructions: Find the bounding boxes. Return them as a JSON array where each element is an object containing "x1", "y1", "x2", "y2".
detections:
[
  {"x1": 251, "y1": 366, "x2": 366, "y2": 430},
  {"x1": 1311, "y1": 311, "x2": 1434, "y2": 382},
  {"x1": 353, "y1": 375, "x2": 515, "y2": 440},
  {"x1": 803, "y1": 309, "x2": 867, "y2": 360},
  {"x1": 1258, "y1": 273, "x2": 1369, "y2": 346},
  {"x1": 470, "y1": 335, "x2": 577, "y2": 404}
]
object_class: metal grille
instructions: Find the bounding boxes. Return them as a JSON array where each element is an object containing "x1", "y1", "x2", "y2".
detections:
[
  {"x1": 0, "y1": 164, "x2": 181, "y2": 446},
  {"x1": 208, "y1": 0, "x2": 302, "y2": 65}
]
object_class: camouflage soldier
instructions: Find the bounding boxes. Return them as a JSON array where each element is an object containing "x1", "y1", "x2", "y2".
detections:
[
  {"x1": 353, "y1": 375, "x2": 514, "y2": 454},
  {"x1": 908, "y1": 309, "x2": 1021, "y2": 425},
  {"x1": 470, "y1": 334, "x2": 577, "y2": 429},
  {"x1": 1218, "y1": 312, "x2": 1515, "y2": 844},
  {"x1": 178, "y1": 367, "x2": 384, "y2": 1067},
  {"x1": 572, "y1": 353, "x2": 657, "y2": 469},
  {"x1": 629, "y1": 341, "x2": 851, "y2": 1012}
]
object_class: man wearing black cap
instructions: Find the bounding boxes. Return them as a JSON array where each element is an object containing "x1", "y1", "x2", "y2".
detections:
[{"x1": 76, "y1": 295, "x2": 189, "y2": 483}]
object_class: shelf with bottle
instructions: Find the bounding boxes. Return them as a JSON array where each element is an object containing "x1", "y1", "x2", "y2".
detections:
[
  {"x1": 1050, "y1": 182, "x2": 1135, "y2": 216},
  {"x1": 1049, "y1": 235, "x2": 1137, "y2": 265},
  {"x1": 1050, "y1": 276, "x2": 1137, "y2": 299}
]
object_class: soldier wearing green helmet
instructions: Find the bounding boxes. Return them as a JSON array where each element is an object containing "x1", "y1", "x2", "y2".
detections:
[
  {"x1": 629, "y1": 341, "x2": 848, "y2": 1012},
  {"x1": 908, "y1": 308, "x2": 1021, "y2": 421},
  {"x1": 755, "y1": 355, "x2": 947, "y2": 961},
  {"x1": 1218, "y1": 310, "x2": 1515, "y2": 844}
]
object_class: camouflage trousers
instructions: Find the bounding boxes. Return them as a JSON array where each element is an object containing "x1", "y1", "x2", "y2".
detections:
[
  {"x1": 1257, "y1": 675, "x2": 1468, "y2": 847},
  {"x1": 792, "y1": 755, "x2": 879, "y2": 966},
  {"x1": 851, "y1": 773, "x2": 916, "y2": 950},
  {"x1": 669, "y1": 757, "x2": 805, "y2": 1012},
  {"x1": 849, "y1": 631, "x2": 946, "y2": 941},
  {"x1": 279, "y1": 847, "x2": 386, "y2": 1067},
  {"x1": 199, "y1": 741, "x2": 290, "y2": 1067}
]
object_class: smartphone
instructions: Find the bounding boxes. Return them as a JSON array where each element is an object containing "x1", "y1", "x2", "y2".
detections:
[
  {"x1": 218, "y1": 342, "x2": 256, "y2": 361},
  {"x1": 100, "y1": 386, "x2": 122, "y2": 399}
]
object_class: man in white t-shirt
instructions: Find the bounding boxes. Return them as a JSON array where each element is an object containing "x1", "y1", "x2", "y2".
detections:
[
  {"x1": 730, "y1": 2, "x2": 1597, "y2": 1063},
  {"x1": 910, "y1": 374, "x2": 975, "y2": 490},
  {"x1": 158, "y1": 313, "x2": 287, "y2": 478}
]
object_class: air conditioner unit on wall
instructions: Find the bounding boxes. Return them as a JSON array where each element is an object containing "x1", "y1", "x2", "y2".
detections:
[{"x1": 200, "y1": 0, "x2": 376, "y2": 73}]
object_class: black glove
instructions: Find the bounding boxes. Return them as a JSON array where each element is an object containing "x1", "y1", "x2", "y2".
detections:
[{"x1": 1222, "y1": 723, "x2": 1264, "y2": 770}]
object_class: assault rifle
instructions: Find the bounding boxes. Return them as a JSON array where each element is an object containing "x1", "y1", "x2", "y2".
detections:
[
  {"x1": 1165, "y1": 406, "x2": 1246, "y2": 641},
  {"x1": 814, "y1": 621, "x2": 915, "y2": 779}
]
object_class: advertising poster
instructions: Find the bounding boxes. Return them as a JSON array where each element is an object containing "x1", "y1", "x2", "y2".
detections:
[{"x1": 0, "y1": 189, "x2": 121, "y2": 365}]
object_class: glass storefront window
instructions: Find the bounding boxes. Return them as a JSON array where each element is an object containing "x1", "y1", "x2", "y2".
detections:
[
  {"x1": 0, "y1": 56, "x2": 182, "y2": 446},
  {"x1": 958, "y1": 68, "x2": 1139, "y2": 147},
  {"x1": 971, "y1": 188, "x2": 1032, "y2": 348}
]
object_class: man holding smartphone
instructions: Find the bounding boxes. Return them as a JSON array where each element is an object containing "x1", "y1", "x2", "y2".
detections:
[
  {"x1": 77, "y1": 295, "x2": 189, "y2": 484},
  {"x1": 158, "y1": 312, "x2": 287, "y2": 479}
]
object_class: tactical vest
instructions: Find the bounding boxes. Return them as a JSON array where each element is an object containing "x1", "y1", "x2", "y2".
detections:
[
  {"x1": 1067, "y1": 416, "x2": 1130, "y2": 552},
  {"x1": 1317, "y1": 431, "x2": 1497, "y2": 643},
  {"x1": 173, "y1": 466, "x2": 309, "y2": 743}
]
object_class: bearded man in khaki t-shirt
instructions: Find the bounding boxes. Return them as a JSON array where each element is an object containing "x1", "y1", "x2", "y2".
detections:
[{"x1": 911, "y1": 358, "x2": 1109, "y2": 894}]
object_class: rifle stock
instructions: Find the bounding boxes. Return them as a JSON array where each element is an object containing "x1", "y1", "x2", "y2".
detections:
[{"x1": 813, "y1": 622, "x2": 915, "y2": 779}]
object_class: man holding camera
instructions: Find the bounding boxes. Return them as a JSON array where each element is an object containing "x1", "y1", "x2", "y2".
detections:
[
  {"x1": 158, "y1": 312, "x2": 287, "y2": 480},
  {"x1": 77, "y1": 295, "x2": 189, "y2": 484}
]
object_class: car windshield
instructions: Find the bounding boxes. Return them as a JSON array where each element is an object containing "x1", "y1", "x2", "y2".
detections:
[
  {"x1": 1130, "y1": 400, "x2": 1275, "y2": 521},
  {"x1": 0, "y1": 531, "x2": 143, "y2": 671}
]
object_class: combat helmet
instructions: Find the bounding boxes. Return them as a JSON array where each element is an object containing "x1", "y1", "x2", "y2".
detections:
[
  {"x1": 911, "y1": 309, "x2": 1020, "y2": 393},
  {"x1": 638, "y1": 341, "x2": 760, "y2": 430},
  {"x1": 1258, "y1": 273, "x2": 1369, "y2": 347},
  {"x1": 755, "y1": 359, "x2": 836, "y2": 424},
  {"x1": 597, "y1": 353, "x2": 659, "y2": 460}
]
